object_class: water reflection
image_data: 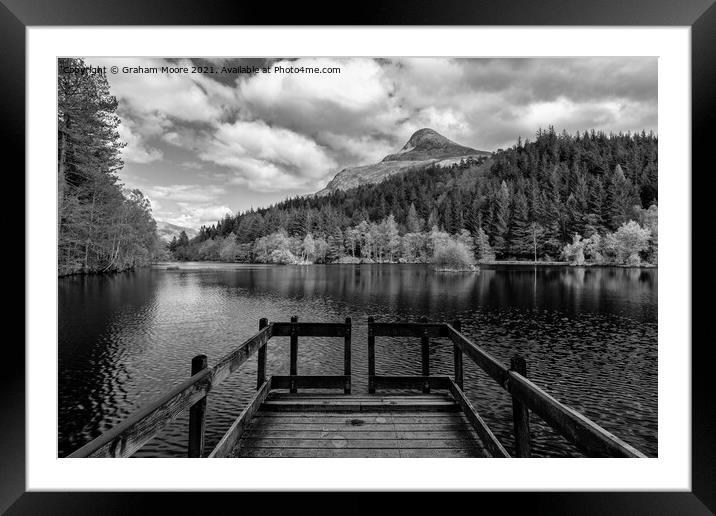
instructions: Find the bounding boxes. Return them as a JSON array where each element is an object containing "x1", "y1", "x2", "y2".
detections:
[{"x1": 59, "y1": 263, "x2": 657, "y2": 457}]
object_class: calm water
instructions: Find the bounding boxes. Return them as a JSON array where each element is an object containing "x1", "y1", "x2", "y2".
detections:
[{"x1": 58, "y1": 263, "x2": 657, "y2": 458}]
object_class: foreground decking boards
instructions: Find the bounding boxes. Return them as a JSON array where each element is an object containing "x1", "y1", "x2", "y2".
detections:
[{"x1": 230, "y1": 392, "x2": 488, "y2": 458}]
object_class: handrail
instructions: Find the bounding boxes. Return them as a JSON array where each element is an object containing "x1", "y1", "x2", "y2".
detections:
[
  {"x1": 67, "y1": 368, "x2": 214, "y2": 458},
  {"x1": 369, "y1": 321, "x2": 448, "y2": 338},
  {"x1": 271, "y1": 321, "x2": 350, "y2": 337},
  {"x1": 444, "y1": 323, "x2": 645, "y2": 457},
  {"x1": 445, "y1": 324, "x2": 511, "y2": 387},
  {"x1": 68, "y1": 323, "x2": 274, "y2": 458},
  {"x1": 506, "y1": 371, "x2": 645, "y2": 457},
  {"x1": 67, "y1": 319, "x2": 352, "y2": 458},
  {"x1": 368, "y1": 319, "x2": 646, "y2": 458}
]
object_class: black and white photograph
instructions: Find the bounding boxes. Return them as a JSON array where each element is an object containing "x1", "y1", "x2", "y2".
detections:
[{"x1": 57, "y1": 56, "x2": 659, "y2": 460}]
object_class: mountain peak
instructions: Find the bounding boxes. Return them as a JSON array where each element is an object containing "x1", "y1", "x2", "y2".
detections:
[
  {"x1": 316, "y1": 129, "x2": 491, "y2": 195},
  {"x1": 381, "y1": 128, "x2": 479, "y2": 162},
  {"x1": 406, "y1": 127, "x2": 447, "y2": 144}
]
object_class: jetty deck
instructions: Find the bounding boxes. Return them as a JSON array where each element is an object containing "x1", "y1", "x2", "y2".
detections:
[
  {"x1": 68, "y1": 316, "x2": 646, "y2": 459},
  {"x1": 230, "y1": 392, "x2": 486, "y2": 458}
]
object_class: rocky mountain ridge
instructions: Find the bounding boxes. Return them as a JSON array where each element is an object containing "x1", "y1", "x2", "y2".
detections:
[{"x1": 317, "y1": 128, "x2": 490, "y2": 194}]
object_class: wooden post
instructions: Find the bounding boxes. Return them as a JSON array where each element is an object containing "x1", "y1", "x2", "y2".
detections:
[
  {"x1": 188, "y1": 354, "x2": 208, "y2": 458},
  {"x1": 368, "y1": 316, "x2": 375, "y2": 394},
  {"x1": 510, "y1": 355, "x2": 531, "y2": 457},
  {"x1": 344, "y1": 317, "x2": 352, "y2": 394},
  {"x1": 420, "y1": 316, "x2": 430, "y2": 393},
  {"x1": 452, "y1": 320, "x2": 464, "y2": 390},
  {"x1": 290, "y1": 315, "x2": 298, "y2": 393},
  {"x1": 257, "y1": 318, "x2": 268, "y2": 389}
]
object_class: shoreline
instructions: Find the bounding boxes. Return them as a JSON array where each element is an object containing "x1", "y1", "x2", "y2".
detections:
[{"x1": 146, "y1": 260, "x2": 658, "y2": 271}]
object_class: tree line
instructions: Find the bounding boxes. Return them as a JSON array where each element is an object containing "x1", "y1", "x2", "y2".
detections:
[
  {"x1": 58, "y1": 58, "x2": 161, "y2": 276},
  {"x1": 170, "y1": 215, "x2": 478, "y2": 268},
  {"x1": 171, "y1": 127, "x2": 658, "y2": 266}
]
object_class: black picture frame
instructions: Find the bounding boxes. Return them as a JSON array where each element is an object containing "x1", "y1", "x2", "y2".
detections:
[{"x1": 6, "y1": 0, "x2": 714, "y2": 513}]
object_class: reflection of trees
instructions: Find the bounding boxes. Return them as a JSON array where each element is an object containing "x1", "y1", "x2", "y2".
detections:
[
  {"x1": 223, "y1": 265, "x2": 485, "y2": 316},
  {"x1": 59, "y1": 270, "x2": 160, "y2": 456},
  {"x1": 212, "y1": 265, "x2": 656, "y2": 321}
]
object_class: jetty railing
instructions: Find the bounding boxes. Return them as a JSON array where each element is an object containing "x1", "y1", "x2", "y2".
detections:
[
  {"x1": 68, "y1": 316, "x2": 351, "y2": 458},
  {"x1": 68, "y1": 315, "x2": 646, "y2": 458},
  {"x1": 367, "y1": 317, "x2": 646, "y2": 458}
]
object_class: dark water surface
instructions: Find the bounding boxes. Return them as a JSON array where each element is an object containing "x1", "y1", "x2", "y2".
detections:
[{"x1": 58, "y1": 263, "x2": 657, "y2": 457}]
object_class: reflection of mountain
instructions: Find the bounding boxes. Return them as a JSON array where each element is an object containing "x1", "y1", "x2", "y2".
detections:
[{"x1": 317, "y1": 128, "x2": 490, "y2": 194}]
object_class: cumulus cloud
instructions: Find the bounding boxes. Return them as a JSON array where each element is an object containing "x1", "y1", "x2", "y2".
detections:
[
  {"x1": 96, "y1": 57, "x2": 238, "y2": 124},
  {"x1": 162, "y1": 205, "x2": 234, "y2": 229},
  {"x1": 197, "y1": 120, "x2": 337, "y2": 192},
  {"x1": 142, "y1": 184, "x2": 232, "y2": 228},
  {"x1": 117, "y1": 122, "x2": 163, "y2": 164},
  {"x1": 144, "y1": 184, "x2": 227, "y2": 204},
  {"x1": 239, "y1": 58, "x2": 406, "y2": 144}
]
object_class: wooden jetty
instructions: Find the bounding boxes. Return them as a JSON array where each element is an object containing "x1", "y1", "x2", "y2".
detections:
[{"x1": 68, "y1": 317, "x2": 646, "y2": 459}]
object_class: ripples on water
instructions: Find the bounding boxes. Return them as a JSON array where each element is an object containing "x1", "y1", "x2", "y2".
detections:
[{"x1": 58, "y1": 263, "x2": 657, "y2": 458}]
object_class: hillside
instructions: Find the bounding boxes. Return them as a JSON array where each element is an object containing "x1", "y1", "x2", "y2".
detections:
[
  {"x1": 175, "y1": 128, "x2": 658, "y2": 265},
  {"x1": 317, "y1": 128, "x2": 490, "y2": 194}
]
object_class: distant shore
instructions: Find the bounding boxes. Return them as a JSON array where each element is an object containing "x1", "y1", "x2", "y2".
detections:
[
  {"x1": 478, "y1": 260, "x2": 656, "y2": 268},
  {"x1": 152, "y1": 259, "x2": 656, "y2": 270}
]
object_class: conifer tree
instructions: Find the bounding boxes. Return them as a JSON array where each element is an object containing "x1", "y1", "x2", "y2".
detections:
[
  {"x1": 508, "y1": 190, "x2": 532, "y2": 257},
  {"x1": 490, "y1": 181, "x2": 510, "y2": 256}
]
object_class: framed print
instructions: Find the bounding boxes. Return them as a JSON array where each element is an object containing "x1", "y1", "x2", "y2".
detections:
[{"x1": 6, "y1": 0, "x2": 715, "y2": 513}]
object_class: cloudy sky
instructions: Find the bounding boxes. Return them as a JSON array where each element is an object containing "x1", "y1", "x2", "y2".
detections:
[{"x1": 84, "y1": 57, "x2": 657, "y2": 230}]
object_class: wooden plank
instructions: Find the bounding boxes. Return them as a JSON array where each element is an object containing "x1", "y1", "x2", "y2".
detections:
[
  {"x1": 399, "y1": 448, "x2": 480, "y2": 458},
  {"x1": 271, "y1": 322, "x2": 349, "y2": 337},
  {"x1": 506, "y1": 372, "x2": 646, "y2": 458},
  {"x1": 452, "y1": 320, "x2": 464, "y2": 390},
  {"x1": 240, "y1": 438, "x2": 402, "y2": 449},
  {"x1": 270, "y1": 375, "x2": 348, "y2": 390},
  {"x1": 289, "y1": 316, "x2": 298, "y2": 393},
  {"x1": 368, "y1": 316, "x2": 376, "y2": 393},
  {"x1": 256, "y1": 318, "x2": 268, "y2": 389},
  {"x1": 395, "y1": 439, "x2": 481, "y2": 450},
  {"x1": 262, "y1": 400, "x2": 456, "y2": 406},
  {"x1": 239, "y1": 438, "x2": 481, "y2": 449},
  {"x1": 446, "y1": 379, "x2": 511, "y2": 458},
  {"x1": 446, "y1": 324, "x2": 510, "y2": 386},
  {"x1": 242, "y1": 430, "x2": 478, "y2": 439},
  {"x1": 245, "y1": 423, "x2": 478, "y2": 432},
  {"x1": 68, "y1": 368, "x2": 213, "y2": 458},
  {"x1": 268, "y1": 396, "x2": 453, "y2": 403},
  {"x1": 237, "y1": 447, "x2": 482, "y2": 458},
  {"x1": 187, "y1": 354, "x2": 208, "y2": 458},
  {"x1": 210, "y1": 323, "x2": 273, "y2": 387},
  {"x1": 250, "y1": 419, "x2": 467, "y2": 428},
  {"x1": 369, "y1": 322, "x2": 448, "y2": 338},
  {"x1": 253, "y1": 412, "x2": 466, "y2": 421},
  {"x1": 419, "y1": 316, "x2": 430, "y2": 394},
  {"x1": 373, "y1": 375, "x2": 450, "y2": 390},
  {"x1": 259, "y1": 400, "x2": 460, "y2": 412},
  {"x1": 510, "y1": 356, "x2": 531, "y2": 457},
  {"x1": 237, "y1": 448, "x2": 402, "y2": 458},
  {"x1": 208, "y1": 379, "x2": 272, "y2": 458},
  {"x1": 344, "y1": 317, "x2": 352, "y2": 394}
]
